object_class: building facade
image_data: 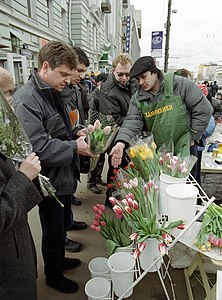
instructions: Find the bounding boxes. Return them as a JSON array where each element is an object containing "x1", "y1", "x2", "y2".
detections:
[{"x1": 0, "y1": 0, "x2": 141, "y2": 85}]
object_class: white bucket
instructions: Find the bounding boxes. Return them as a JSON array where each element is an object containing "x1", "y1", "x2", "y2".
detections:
[
  {"x1": 139, "y1": 238, "x2": 162, "y2": 272},
  {"x1": 85, "y1": 277, "x2": 111, "y2": 300},
  {"x1": 115, "y1": 242, "x2": 134, "y2": 254},
  {"x1": 88, "y1": 257, "x2": 110, "y2": 279},
  {"x1": 107, "y1": 252, "x2": 135, "y2": 298},
  {"x1": 159, "y1": 173, "x2": 188, "y2": 216},
  {"x1": 166, "y1": 183, "x2": 198, "y2": 236}
]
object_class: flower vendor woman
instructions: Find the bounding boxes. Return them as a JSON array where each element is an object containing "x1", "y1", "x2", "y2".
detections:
[{"x1": 110, "y1": 56, "x2": 213, "y2": 168}]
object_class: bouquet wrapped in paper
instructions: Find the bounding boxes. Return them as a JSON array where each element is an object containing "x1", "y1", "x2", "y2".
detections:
[
  {"x1": 0, "y1": 90, "x2": 63, "y2": 207},
  {"x1": 158, "y1": 139, "x2": 197, "y2": 178},
  {"x1": 87, "y1": 110, "x2": 119, "y2": 170},
  {"x1": 126, "y1": 131, "x2": 160, "y2": 181}
]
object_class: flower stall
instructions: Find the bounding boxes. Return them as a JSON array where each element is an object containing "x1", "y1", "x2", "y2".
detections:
[{"x1": 86, "y1": 131, "x2": 222, "y2": 300}]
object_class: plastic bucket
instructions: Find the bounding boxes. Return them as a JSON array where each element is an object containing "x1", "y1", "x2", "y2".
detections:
[
  {"x1": 88, "y1": 257, "x2": 110, "y2": 279},
  {"x1": 159, "y1": 173, "x2": 188, "y2": 216},
  {"x1": 85, "y1": 277, "x2": 111, "y2": 300},
  {"x1": 166, "y1": 183, "x2": 198, "y2": 229},
  {"x1": 108, "y1": 252, "x2": 135, "y2": 298},
  {"x1": 139, "y1": 238, "x2": 162, "y2": 272}
]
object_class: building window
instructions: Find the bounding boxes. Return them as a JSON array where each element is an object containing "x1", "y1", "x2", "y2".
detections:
[
  {"x1": 27, "y1": 0, "x2": 37, "y2": 19},
  {"x1": 93, "y1": 25, "x2": 97, "y2": 50},
  {"x1": 46, "y1": 0, "x2": 54, "y2": 29},
  {"x1": 61, "y1": 8, "x2": 66, "y2": 36}
]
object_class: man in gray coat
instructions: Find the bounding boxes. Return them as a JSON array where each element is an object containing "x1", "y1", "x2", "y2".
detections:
[
  {"x1": 110, "y1": 56, "x2": 213, "y2": 169},
  {"x1": 13, "y1": 41, "x2": 91, "y2": 294}
]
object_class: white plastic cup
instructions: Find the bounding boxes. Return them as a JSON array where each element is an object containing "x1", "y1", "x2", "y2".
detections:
[
  {"x1": 85, "y1": 277, "x2": 111, "y2": 300},
  {"x1": 88, "y1": 257, "x2": 110, "y2": 279},
  {"x1": 159, "y1": 173, "x2": 188, "y2": 216},
  {"x1": 107, "y1": 252, "x2": 135, "y2": 298},
  {"x1": 166, "y1": 183, "x2": 199, "y2": 236}
]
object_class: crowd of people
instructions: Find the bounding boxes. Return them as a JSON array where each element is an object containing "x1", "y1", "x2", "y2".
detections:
[{"x1": 0, "y1": 40, "x2": 217, "y2": 297}]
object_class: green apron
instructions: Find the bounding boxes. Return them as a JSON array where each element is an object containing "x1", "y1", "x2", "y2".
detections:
[{"x1": 136, "y1": 73, "x2": 191, "y2": 156}]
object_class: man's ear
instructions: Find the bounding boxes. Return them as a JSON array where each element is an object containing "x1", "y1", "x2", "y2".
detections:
[{"x1": 41, "y1": 61, "x2": 50, "y2": 74}]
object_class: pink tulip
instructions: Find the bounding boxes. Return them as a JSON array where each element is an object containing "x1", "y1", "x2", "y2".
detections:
[
  {"x1": 143, "y1": 184, "x2": 148, "y2": 193},
  {"x1": 126, "y1": 192, "x2": 135, "y2": 200},
  {"x1": 100, "y1": 221, "x2": 106, "y2": 227},
  {"x1": 132, "y1": 200, "x2": 139, "y2": 210},
  {"x1": 90, "y1": 224, "x2": 96, "y2": 230},
  {"x1": 93, "y1": 220, "x2": 99, "y2": 226},
  {"x1": 94, "y1": 226, "x2": 101, "y2": 232},
  {"x1": 208, "y1": 235, "x2": 215, "y2": 244},
  {"x1": 130, "y1": 233, "x2": 139, "y2": 240},
  {"x1": 88, "y1": 124, "x2": 95, "y2": 132},
  {"x1": 127, "y1": 198, "x2": 134, "y2": 207},
  {"x1": 113, "y1": 205, "x2": 123, "y2": 215},
  {"x1": 164, "y1": 153, "x2": 171, "y2": 160},
  {"x1": 122, "y1": 199, "x2": 128, "y2": 206},
  {"x1": 109, "y1": 196, "x2": 117, "y2": 206},
  {"x1": 124, "y1": 206, "x2": 132, "y2": 214},
  {"x1": 97, "y1": 208, "x2": 103, "y2": 216},
  {"x1": 132, "y1": 248, "x2": 140, "y2": 259},
  {"x1": 162, "y1": 233, "x2": 172, "y2": 245},
  {"x1": 177, "y1": 224, "x2": 185, "y2": 230},
  {"x1": 94, "y1": 119, "x2": 101, "y2": 130},
  {"x1": 138, "y1": 242, "x2": 146, "y2": 252},
  {"x1": 103, "y1": 126, "x2": 111, "y2": 135},
  {"x1": 123, "y1": 182, "x2": 129, "y2": 189},
  {"x1": 130, "y1": 178, "x2": 138, "y2": 188},
  {"x1": 158, "y1": 243, "x2": 168, "y2": 255},
  {"x1": 99, "y1": 204, "x2": 105, "y2": 212},
  {"x1": 159, "y1": 157, "x2": 164, "y2": 165},
  {"x1": 93, "y1": 205, "x2": 98, "y2": 213},
  {"x1": 95, "y1": 213, "x2": 102, "y2": 220},
  {"x1": 147, "y1": 180, "x2": 153, "y2": 189}
]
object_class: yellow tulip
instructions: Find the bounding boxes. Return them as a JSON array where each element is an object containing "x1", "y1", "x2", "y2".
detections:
[{"x1": 129, "y1": 146, "x2": 137, "y2": 158}]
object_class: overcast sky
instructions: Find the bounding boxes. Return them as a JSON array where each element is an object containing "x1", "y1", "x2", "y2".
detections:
[{"x1": 130, "y1": 0, "x2": 222, "y2": 71}]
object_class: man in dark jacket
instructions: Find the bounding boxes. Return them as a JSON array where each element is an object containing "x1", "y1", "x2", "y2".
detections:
[
  {"x1": 67, "y1": 46, "x2": 90, "y2": 207},
  {"x1": 13, "y1": 41, "x2": 92, "y2": 294},
  {"x1": 88, "y1": 54, "x2": 138, "y2": 206},
  {"x1": 110, "y1": 56, "x2": 213, "y2": 169}
]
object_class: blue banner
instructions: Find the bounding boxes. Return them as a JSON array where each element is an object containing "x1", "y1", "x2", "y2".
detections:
[{"x1": 151, "y1": 31, "x2": 163, "y2": 50}]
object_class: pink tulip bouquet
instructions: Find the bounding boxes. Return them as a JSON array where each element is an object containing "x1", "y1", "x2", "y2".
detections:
[
  {"x1": 108, "y1": 169, "x2": 185, "y2": 258},
  {"x1": 158, "y1": 140, "x2": 197, "y2": 178},
  {"x1": 87, "y1": 110, "x2": 118, "y2": 170},
  {"x1": 90, "y1": 203, "x2": 132, "y2": 255}
]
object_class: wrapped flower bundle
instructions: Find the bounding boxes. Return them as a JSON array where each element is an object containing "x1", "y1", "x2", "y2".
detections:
[
  {"x1": 194, "y1": 202, "x2": 222, "y2": 253},
  {"x1": 90, "y1": 203, "x2": 132, "y2": 255},
  {"x1": 158, "y1": 140, "x2": 197, "y2": 178},
  {"x1": 127, "y1": 132, "x2": 160, "y2": 181},
  {"x1": 0, "y1": 91, "x2": 63, "y2": 207},
  {"x1": 87, "y1": 110, "x2": 118, "y2": 170}
]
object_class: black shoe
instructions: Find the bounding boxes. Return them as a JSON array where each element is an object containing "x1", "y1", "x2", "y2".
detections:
[
  {"x1": 87, "y1": 184, "x2": 102, "y2": 194},
  {"x1": 66, "y1": 221, "x2": 87, "y2": 231},
  {"x1": 97, "y1": 179, "x2": 107, "y2": 186},
  {"x1": 63, "y1": 257, "x2": 81, "y2": 270},
  {"x1": 71, "y1": 196, "x2": 82, "y2": 206},
  {"x1": 65, "y1": 239, "x2": 82, "y2": 253},
  {"x1": 46, "y1": 275, "x2": 79, "y2": 294},
  {"x1": 105, "y1": 200, "x2": 113, "y2": 209}
]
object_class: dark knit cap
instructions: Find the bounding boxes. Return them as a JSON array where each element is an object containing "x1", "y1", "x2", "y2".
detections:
[{"x1": 130, "y1": 56, "x2": 156, "y2": 78}]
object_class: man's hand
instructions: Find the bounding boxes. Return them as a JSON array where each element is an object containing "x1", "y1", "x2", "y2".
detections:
[
  {"x1": 110, "y1": 142, "x2": 125, "y2": 168},
  {"x1": 76, "y1": 136, "x2": 98, "y2": 157},
  {"x1": 76, "y1": 127, "x2": 87, "y2": 137},
  {"x1": 19, "y1": 153, "x2": 41, "y2": 181}
]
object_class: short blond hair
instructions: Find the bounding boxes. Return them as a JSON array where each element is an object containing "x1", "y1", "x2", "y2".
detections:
[{"x1": 112, "y1": 54, "x2": 133, "y2": 68}]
